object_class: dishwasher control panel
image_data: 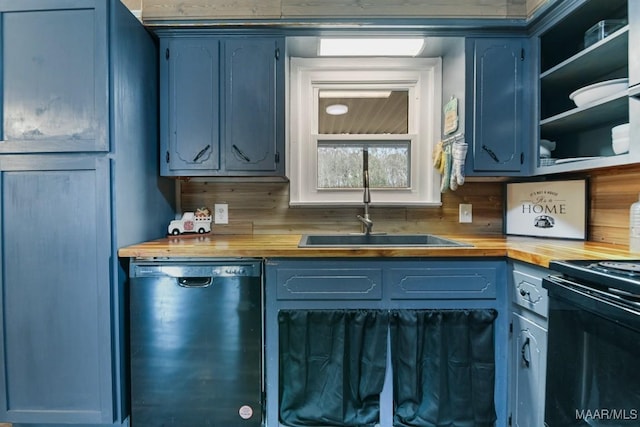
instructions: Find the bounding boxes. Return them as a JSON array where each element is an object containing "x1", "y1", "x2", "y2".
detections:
[{"x1": 131, "y1": 260, "x2": 261, "y2": 278}]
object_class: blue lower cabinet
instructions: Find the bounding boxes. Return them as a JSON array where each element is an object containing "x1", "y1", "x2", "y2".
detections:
[
  {"x1": 265, "y1": 258, "x2": 510, "y2": 427},
  {"x1": 0, "y1": 157, "x2": 113, "y2": 424}
]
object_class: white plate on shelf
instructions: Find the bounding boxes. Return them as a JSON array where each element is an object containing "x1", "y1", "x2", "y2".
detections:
[
  {"x1": 569, "y1": 78, "x2": 629, "y2": 107},
  {"x1": 554, "y1": 156, "x2": 601, "y2": 164}
]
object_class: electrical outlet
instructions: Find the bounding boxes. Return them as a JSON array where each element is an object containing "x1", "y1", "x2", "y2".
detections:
[
  {"x1": 214, "y1": 203, "x2": 229, "y2": 224},
  {"x1": 459, "y1": 204, "x2": 472, "y2": 223}
]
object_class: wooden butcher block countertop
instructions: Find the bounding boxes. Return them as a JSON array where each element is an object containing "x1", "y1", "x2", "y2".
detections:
[{"x1": 118, "y1": 234, "x2": 637, "y2": 268}]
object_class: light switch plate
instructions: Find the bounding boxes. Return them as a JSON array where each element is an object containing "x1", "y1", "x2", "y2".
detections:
[
  {"x1": 459, "y1": 204, "x2": 472, "y2": 223},
  {"x1": 214, "y1": 204, "x2": 229, "y2": 224}
]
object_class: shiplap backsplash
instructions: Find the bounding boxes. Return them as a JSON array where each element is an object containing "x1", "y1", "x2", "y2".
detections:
[
  {"x1": 178, "y1": 163, "x2": 640, "y2": 247},
  {"x1": 180, "y1": 179, "x2": 505, "y2": 236}
]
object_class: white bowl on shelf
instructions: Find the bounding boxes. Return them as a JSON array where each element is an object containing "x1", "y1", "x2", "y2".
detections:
[
  {"x1": 612, "y1": 136, "x2": 629, "y2": 155},
  {"x1": 612, "y1": 123, "x2": 630, "y2": 138},
  {"x1": 569, "y1": 78, "x2": 629, "y2": 107}
]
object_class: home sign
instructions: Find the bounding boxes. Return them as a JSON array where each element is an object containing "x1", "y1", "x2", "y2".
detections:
[{"x1": 505, "y1": 179, "x2": 587, "y2": 240}]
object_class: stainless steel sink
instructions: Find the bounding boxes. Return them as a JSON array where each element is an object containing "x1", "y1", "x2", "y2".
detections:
[{"x1": 298, "y1": 234, "x2": 472, "y2": 248}]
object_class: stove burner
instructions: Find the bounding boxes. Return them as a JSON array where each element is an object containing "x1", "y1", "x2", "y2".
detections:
[{"x1": 597, "y1": 261, "x2": 640, "y2": 274}]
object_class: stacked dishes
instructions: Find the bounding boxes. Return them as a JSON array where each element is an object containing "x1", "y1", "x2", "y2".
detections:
[{"x1": 612, "y1": 123, "x2": 630, "y2": 154}]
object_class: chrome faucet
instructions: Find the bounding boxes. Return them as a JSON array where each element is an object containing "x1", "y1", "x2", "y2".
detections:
[{"x1": 356, "y1": 148, "x2": 374, "y2": 235}]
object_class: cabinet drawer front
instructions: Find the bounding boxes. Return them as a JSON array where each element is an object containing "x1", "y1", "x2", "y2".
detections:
[
  {"x1": 276, "y1": 268, "x2": 382, "y2": 300},
  {"x1": 389, "y1": 267, "x2": 497, "y2": 299},
  {"x1": 512, "y1": 270, "x2": 549, "y2": 317}
]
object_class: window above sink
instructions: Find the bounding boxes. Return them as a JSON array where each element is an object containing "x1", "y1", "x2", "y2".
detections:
[{"x1": 288, "y1": 56, "x2": 443, "y2": 206}]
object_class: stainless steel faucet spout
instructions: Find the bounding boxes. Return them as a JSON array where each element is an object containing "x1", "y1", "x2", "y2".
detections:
[{"x1": 357, "y1": 148, "x2": 373, "y2": 234}]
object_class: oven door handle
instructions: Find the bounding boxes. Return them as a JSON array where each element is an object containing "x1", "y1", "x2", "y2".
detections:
[{"x1": 521, "y1": 337, "x2": 530, "y2": 368}]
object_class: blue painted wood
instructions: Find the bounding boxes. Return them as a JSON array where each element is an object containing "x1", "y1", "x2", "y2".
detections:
[
  {"x1": 275, "y1": 266, "x2": 383, "y2": 300},
  {"x1": 223, "y1": 38, "x2": 284, "y2": 173},
  {"x1": 109, "y1": 1, "x2": 176, "y2": 424},
  {"x1": 161, "y1": 38, "x2": 221, "y2": 174},
  {"x1": 508, "y1": 261, "x2": 550, "y2": 427},
  {"x1": 265, "y1": 258, "x2": 510, "y2": 427},
  {"x1": 465, "y1": 37, "x2": 530, "y2": 176},
  {"x1": 512, "y1": 269, "x2": 549, "y2": 318},
  {"x1": 511, "y1": 313, "x2": 548, "y2": 427},
  {"x1": 388, "y1": 264, "x2": 497, "y2": 299},
  {"x1": 0, "y1": 1, "x2": 174, "y2": 425},
  {"x1": 0, "y1": 0, "x2": 108, "y2": 153},
  {"x1": 159, "y1": 35, "x2": 285, "y2": 176},
  {"x1": 0, "y1": 156, "x2": 112, "y2": 424}
]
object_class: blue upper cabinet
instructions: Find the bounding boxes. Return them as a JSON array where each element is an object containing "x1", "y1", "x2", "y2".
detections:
[
  {"x1": 0, "y1": 0, "x2": 108, "y2": 153},
  {"x1": 160, "y1": 35, "x2": 285, "y2": 176},
  {"x1": 465, "y1": 37, "x2": 530, "y2": 176},
  {"x1": 224, "y1": 39, "x2": 283, "y2": 173}
]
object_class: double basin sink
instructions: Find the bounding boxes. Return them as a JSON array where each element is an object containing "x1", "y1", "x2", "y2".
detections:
[{"x1": 298, "y1": 233, "x2": 472, "y2": 248}]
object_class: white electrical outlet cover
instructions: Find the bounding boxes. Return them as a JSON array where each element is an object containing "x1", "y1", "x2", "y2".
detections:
[
  {"x1": 459, "y1": 204, "x2": 472, "y2": 223},
  {"x1": 214, "y1": 204, "x2": 229, "y2": 224}
]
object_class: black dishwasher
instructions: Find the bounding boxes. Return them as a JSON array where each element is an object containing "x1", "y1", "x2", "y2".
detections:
[{"x1": 129, "y1": 260, "x2": 263, "y2": 427}]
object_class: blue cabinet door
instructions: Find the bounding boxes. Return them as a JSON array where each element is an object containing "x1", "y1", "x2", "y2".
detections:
[
  {"x1": 0, "y1": 0, "x2": 108, "y2": 153},
  {"x1": 161, "y1": 38, "x2": 221, "y2": 174},
  {"x1": 466, "y1": 38, "x2": 530, "y2": 175},
  {"x1": 224, "y1": 38, "x2": 284, "y2": 174},
  {"x1": 511, "y1": 313, "x2": 547, "y2": 427},
  {"x1": 0, "y1": 155, "x2": 114, "y2": 424}
]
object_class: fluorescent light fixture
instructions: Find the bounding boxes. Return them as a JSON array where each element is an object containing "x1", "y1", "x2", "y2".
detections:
[
  {"x1": 319, "y1": 38, "x2": 425, "y2": 57},
  {"x1": 325, "y1": 104, "x2": 349, "y2": 115},
  {"x1": 319, "y1": 90, "x2": 392, "y2": 98}
]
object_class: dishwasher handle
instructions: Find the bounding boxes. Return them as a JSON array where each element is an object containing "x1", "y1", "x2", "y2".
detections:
[{"x1": 178, "y1": 277, "x2": 213, "y2": 288}]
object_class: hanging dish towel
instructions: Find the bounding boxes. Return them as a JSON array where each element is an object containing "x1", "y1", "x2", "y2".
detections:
[
  {"x1": 433, "y1": 140, "x2": 444, "y2": 174},
  {"x1": 440, "y1": 142, "x2": 452, "y2": 193}
]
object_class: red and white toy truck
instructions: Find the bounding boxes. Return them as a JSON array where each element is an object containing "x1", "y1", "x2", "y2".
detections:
[{"x1": 168, "y1": 208, "x2": 212, "y2": 235}]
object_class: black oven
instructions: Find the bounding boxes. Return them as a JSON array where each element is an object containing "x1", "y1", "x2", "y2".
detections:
[{"x1": 543, "y1": 260, "x2": 640, "y2": 426}]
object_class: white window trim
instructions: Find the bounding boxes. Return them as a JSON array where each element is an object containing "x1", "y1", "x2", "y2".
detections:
[{"x1": 288, "y1": 57, "x2": 442, "y2": 206}]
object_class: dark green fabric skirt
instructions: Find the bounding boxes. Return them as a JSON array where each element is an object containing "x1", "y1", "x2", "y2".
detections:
[
  {"x1": 278, "y1": 309, "x2": 497, "y2": 427},
  {"x1": 391, "y1": 309, "x2": 498, "y2": 427},
  {"x1": 279, "y1": 310, "x2": 389, "y2": 427}
]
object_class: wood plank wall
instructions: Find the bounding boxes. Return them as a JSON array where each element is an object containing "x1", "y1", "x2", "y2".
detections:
[
  {"x1": 139, "y1": 0, "x2": 548, "y2": 20},
  {"x1": 179, "y1": 163, "x2": 640, "y2": 247},
  {"x1": 587, "y1": 164, "x2": 640, "y2": 245},
  {"x1": 180, "y1": 179, "x2": 505, "y2": 236}
]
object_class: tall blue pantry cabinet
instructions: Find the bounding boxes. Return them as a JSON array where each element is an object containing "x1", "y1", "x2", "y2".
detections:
[{"x1": 0, "y1": 1, "x2": 174, "y2": 425}]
